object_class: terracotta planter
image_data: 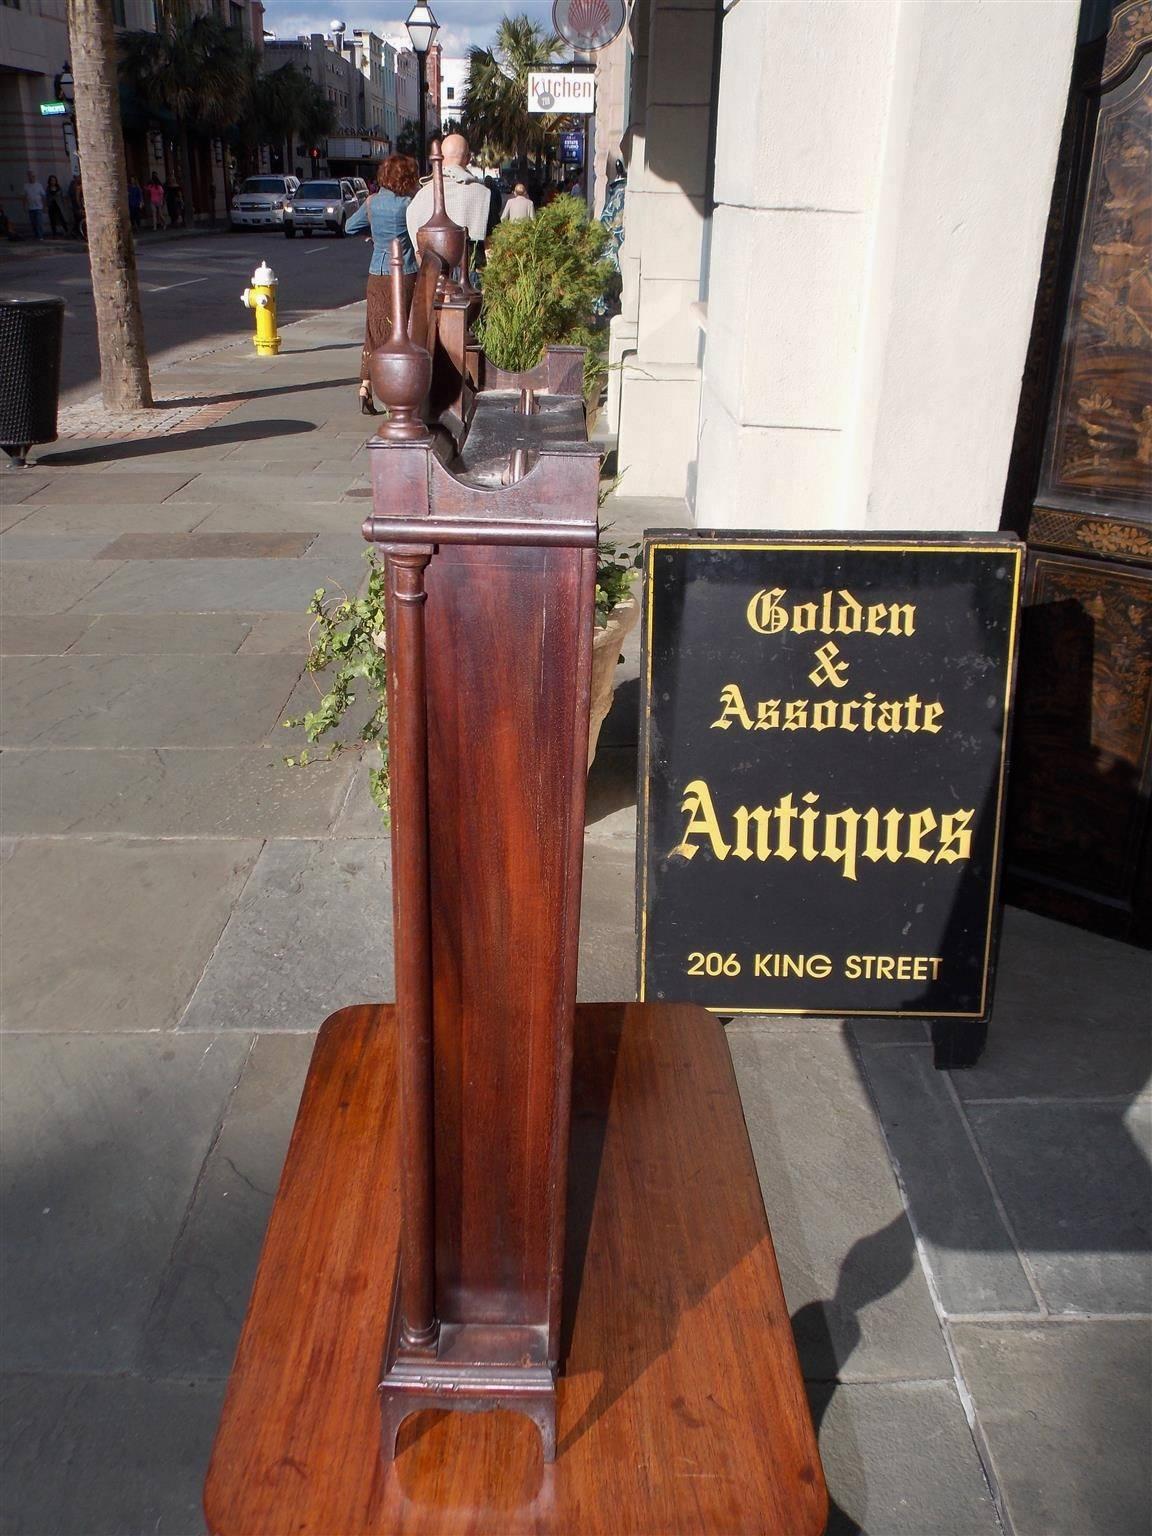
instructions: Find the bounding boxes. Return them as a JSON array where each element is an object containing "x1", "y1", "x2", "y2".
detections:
[{"x1": 587, "y1": 593, "x2": 640, "y2": 769}]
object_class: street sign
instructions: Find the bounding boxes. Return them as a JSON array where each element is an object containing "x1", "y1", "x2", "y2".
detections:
[
  {"x1": 527, "y1": 72, "x2": 596, "y2": 114},
  {"x1": 553, "y1": 0, "x2": 627, "y2": 51},
  {"x1": 40, "y1": 101, "x2": 68, "y2": 117},
  {"x1": 638, "y1": 533, "x2": 1022, "y2": 1020}
]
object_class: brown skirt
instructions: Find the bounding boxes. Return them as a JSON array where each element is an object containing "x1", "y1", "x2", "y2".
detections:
[{"x1": 361, "y1": 270, "x2": 416, "y2": 384}]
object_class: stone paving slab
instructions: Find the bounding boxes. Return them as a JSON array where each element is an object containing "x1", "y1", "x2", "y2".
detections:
[
  {"x1": 236, "y1": 611, "x2": 313, "y2": 654},
  {"x1": 0, "y1": 1031, "x2": 250, "y2": 1372},
  {"x1": 166, "y1": 473, "x2": 354, "y2": 506},
  {"x1": 0, "y1": 499, "x2": 219, "y2": 534},
  {"x1": 808, "y1": 1380, "x2": 1001, "y2": 1535},
  {"x1": 1, "y1": 654, "x2": 305, "y2": 747},
  {"x1": 189, "y1": 500, "x2": 359, "y2": 533},
  {"x1": 0, "y1": 532, "x2": 115, "y2": 560},
  {"x1": 0, "y1": 559, "x2": 122, "y2": 615},
  {"x1": 331, "y1": 762, "x2": 389, "y2": 837},
  {"x1": 98, "y1": 530, "x2": 317, "y2": 560},
  {"x1": 0, "y1": 473, "x2": 51, "y2": 507},
  {"x1": 0, "y1": 613, "x2": 95, "y2": 655},
  {"x1": 951, "y1": 1320, "x2": 1151, "y2": 1536},
  {"x1": 142, "y1": 1031, "x2": 314, "y2": 1378},
  {"x1": 17, "y1": 472, "x2": 195, "y2": 504},
  {"x1": 577, "y1": 840, "x2": 640, "y2": 1002},
  {"x1": 1, "y1": 747, "x2": 356, "y2": 837},
  {"x1": 71, "y1": 555, "x2": 365, "y2": 614},
  {"x1": 964, "y1": 1099, "x2": 1152, "y2": 1314},
  {"x1": 0, "y1": 837, "x2": 260, "y2": 1033},
  {"x1": 584, "y1": 744, "x2": 640, "y2": 845},
  {"x1": 954, "y1": 908, "x2": 1152, "y2": 1103},
  {"x1": 859, "y1": 1042, "x2": 1040, "y2": 1316},
  {"x1": 727, "y1": 1023, "x2": 953, "y2": 1383},
  {"x1": 0, "y1": 1371, "x2": 223, "y2": 1536},
  {"x1": 68, "y1": 612, "x2": 255, "y2": 654},
  {"x1": 179, "y1": 839, "x2": 393, "y2": 1032}
]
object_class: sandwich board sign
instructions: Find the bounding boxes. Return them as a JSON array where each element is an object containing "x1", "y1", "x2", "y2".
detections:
[{"x1": 637, "y1": 533, "x2": 1021, "y2": 1053}]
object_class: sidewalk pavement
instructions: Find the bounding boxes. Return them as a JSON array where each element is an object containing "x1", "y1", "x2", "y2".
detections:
[{"x1": 1, "y1": 304, "x2": 1149, "y2": 1536}]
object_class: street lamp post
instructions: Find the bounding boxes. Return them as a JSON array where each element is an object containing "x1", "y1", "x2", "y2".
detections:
[
  {"x1": 57, "y1": 63, "x2": 78, "y2": 176},
  {"x1": 405, "y1": 2, "x2": 438, "y2": 173}
]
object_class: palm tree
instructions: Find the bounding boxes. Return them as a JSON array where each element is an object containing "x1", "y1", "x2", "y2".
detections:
[
  {"x1": 120, "y1": 8, "x2": 251, "y2": 216},
  {"x1": 247, "y1": 63, "x2": 335, "y2": 176},
  {"x1": 67, "y1": 0, "x2": 153, "y2": 410},
  {"x1": 462, "y1": 14, "x2": 567, "y2": 166}
]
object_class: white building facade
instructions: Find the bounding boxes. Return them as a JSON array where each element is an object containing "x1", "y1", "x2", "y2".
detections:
[
  {"x1": 609, "y1": 0, "x2": 1081, "y2": 539},
  {"x1": 439, "y1": 54, "x2": 468, "y2": 127}
]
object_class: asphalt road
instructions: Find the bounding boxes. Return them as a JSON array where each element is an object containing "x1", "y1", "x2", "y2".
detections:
[{"x1": 0, "y1": 227, "x2": 371, "y2": 401}]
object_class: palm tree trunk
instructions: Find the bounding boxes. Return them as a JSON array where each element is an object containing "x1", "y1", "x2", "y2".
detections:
[{"x1": 66, "y1": 0, "x2": 153, "y2": 411}]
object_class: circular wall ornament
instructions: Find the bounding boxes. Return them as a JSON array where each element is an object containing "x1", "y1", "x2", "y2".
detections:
[{"x1": 552, "y1": 0, "x2": 628, "y2": 52}]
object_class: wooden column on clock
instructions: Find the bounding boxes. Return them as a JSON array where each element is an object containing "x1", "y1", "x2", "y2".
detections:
[
  {"x1": 369, "y1": 411, "x2": 602, "y2": 1461},
  {"x1": 203, "y1": 176, "x2": 827, "y2": 1536}
]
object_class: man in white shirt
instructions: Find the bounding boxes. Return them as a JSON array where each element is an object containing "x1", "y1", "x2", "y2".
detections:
[
  {"x1": 24, "y1": 171, "x2": 46, "y2": 241},
  {"x1": 406, "y1": 134, "x2": 493, "y2": 255},
  {"x1": 501, "y1": 184, "x2": 535, "y2": 223}
]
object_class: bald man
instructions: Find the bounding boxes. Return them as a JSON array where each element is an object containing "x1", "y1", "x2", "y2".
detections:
[{"x1": 406, "y1": 133, "x2": 493, "y2": 253}]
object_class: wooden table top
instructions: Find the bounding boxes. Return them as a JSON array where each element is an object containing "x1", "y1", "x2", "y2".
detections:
[{"x1": 204, "y1": 1002, "x2": 827, "y2": 1535}]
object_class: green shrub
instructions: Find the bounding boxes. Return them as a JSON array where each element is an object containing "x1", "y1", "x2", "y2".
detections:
[{"x1": 477, "y1": 196, "x2": 613, "y2": 401}]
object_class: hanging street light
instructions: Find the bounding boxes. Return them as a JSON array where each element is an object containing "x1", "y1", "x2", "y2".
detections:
[{"x1": 405, "y1": 2, "x2": 439, "y2": 172}]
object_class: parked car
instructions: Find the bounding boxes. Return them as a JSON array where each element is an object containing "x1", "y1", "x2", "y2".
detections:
[
  {"x1": 230, "y1": 175, "x2": 299, "y2": 230},
  {"x1": 350, "y1": 177, "x2": 370, "y2": 205},
  {"x1": 282, "y1": 180, "x2": 360, "y2": 238}
]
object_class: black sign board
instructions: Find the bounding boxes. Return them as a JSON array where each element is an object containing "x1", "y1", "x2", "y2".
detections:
[{"x1": 638, "y1": 534, "x2": 1022, "y2": 1020}]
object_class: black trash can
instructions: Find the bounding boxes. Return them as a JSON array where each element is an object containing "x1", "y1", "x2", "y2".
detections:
[{"x1": 0, "y1": 294, "x2": 65, "y2": 466}]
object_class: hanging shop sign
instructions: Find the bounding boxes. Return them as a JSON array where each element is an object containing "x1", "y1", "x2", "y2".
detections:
[
  {"x1": 527, "y1": 72, "x2": 596, "y2": 113},
  {"x1": 560, "y1": 130, "x2": 585, "y2": 163},
  {"x1": 637, "y1": 533, "x2": 1022, "y2": 1020},
  {"x1": 552, "y1": 0, "x2": 628, "y2": 51}
]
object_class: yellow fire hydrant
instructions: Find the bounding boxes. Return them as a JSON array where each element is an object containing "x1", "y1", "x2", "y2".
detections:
[{"x1": 241, "y1": 260, "x2": 280, "y2": 356}]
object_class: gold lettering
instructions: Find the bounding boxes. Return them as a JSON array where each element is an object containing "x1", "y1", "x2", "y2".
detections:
[
  {"x1": 862, "y1": 808, "x2": 903, "y2": 863},
  {"x1": 732, "y1": 805, "x2": 772, "y2": 862},
  {"x1": 746, "y1": 587, "x2": 788, "y2": 634},
  {"x1": 711, "y1": 684, "x2": 753, "y2": 731},
  {"x1": 747, "y1": 588, "x2": 917, "y2": 638},
  {"x1": 822, "y1": 808, "x2": 862, "y2": 882},
  {"x1": 809, "y1": 641, "x2": 850, "y2": 689},
  {"x1": 668, "y1": 787, "x2": 976, "y2": 880},
  {"x1": 672, "y1": 779, "x2": 730, "y2": 861},
  {"x1": 906, "y1": 808, "x2": 938, "y2": 863},
  {"x1": 937, "y1": 809, "x2": 974, "y2": 863}
]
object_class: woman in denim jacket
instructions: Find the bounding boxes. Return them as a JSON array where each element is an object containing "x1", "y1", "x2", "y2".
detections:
[{"x1": 347, "y1": 154, "x2": 420, "y2": 414}]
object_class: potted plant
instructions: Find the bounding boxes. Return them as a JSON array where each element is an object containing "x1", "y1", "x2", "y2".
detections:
[{"x1": 476, "y1": 195, "x2": 613, "y2": 415}]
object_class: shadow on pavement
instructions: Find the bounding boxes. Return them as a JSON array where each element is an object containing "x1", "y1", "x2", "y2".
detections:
[{"x1": 35, "y1": 418, "x2": 315, "y2": 466}]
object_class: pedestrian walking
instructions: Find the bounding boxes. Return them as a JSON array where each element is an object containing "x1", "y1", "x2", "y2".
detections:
[
  {"x1": 346, "y1": 153, "x2": 420, "y2": 416},
  {"x1": 147, "y1": 173, "x2": 165, "y2": 230},
  {"x1": 500, "y1": 183, "x2": 535, "y2": 223},
  {"x1": 67, "y1": 173, "x2": 85, "y2": 239},
  {"x1": 127, "y1": 176, "x2": 143, "y2": 230},
  {"x1": 23, "y1": 171, "x2": 46, "y2": 240},
  {"x1": 165, "y1": 175, "x2": 185, "y2": 228},
  {"x1": 45, "y1": 175, "x2": 68, "y2": 237}
]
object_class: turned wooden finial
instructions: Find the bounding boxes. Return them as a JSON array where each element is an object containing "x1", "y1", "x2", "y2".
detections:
[
  {"x1": 417, "y1": 138, "x2": 465, "y2": 302},
  {"x1": 368, "y1": 239, "x2": 432, "y2": 440}
]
